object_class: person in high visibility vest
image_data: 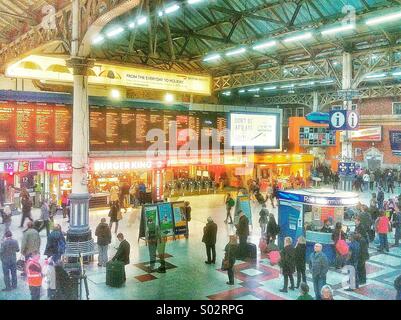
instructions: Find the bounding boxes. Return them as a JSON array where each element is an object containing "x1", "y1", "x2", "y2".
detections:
[{"x1": 26, "y1": 252, "x2": 43, "y2": 300}]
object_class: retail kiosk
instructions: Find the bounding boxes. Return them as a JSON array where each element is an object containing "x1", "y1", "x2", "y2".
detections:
[{"x1": 277, "y1": 188, "x2": 359, "y2": 264}]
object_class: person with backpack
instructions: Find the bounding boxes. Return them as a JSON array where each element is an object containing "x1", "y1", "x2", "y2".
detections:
[
  {"x1": 258, "y1": 204, "x2": 269, "y2": 237},
  {"x1": 224, "y1": 193, "x2": 235, "y2": 224},
  {"x1": 309, "y1": 243, "x2": 329, "y2": 300},
  {"x1": 95, "y1": 218, "x2": 112, "y2": 267},
  {"x1": 392, "y1": 207, "x2": 401, "y2": 247},
  {"x1": 376, "y1": 211, "x2": 391, "y2": 253},
  {"x1": 44, "y1": 224, "x2": 66, "y2": 263},
  {"x1": 332, "y1": 222, "x2": 347, "y2": 269},
  {"x1": 279, "y1": 237, "x2": 296, "y2": 293}
]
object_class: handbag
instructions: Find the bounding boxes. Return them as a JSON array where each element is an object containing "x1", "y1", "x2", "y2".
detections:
[
  {"x1": 16, "y1": 256, "x2": 25, "y2": 272},
  {"x1": 221, "y1": 247, "x2": 231, "y2": 271},
  {"x1": 335, "y1": 233, "x2": 349, "y2": 256}
]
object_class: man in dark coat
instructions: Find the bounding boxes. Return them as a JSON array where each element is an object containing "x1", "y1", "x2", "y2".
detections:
[
  {"x1": 20, "y1": 191, "x2": 33, "y2": 228},
  {"x1": 44, "y1": 224, "x2": 66, "y2": 263},
  {"x1": 235, "y1": 211, "x2": 249, "y2": 259},
  {"x1": 112, "y1": 233, "x2": 130, "y2": 265},
  {"x1": 279, "y1": 237, "x2": 296, "y2": 292},
  {"x1": 95, "y1": 218, "x2": 112, "y2": 267},
  {"x1": 202, "y1": 217, "x2": 218, "y2": 264}
]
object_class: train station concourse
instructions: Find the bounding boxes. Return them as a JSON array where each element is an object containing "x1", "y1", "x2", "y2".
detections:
[{"x1": 0, "y1": 0, "x2": 400, "y2": 304}]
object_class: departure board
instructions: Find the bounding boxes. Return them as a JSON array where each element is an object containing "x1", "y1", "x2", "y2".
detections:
[
  {"x1": 216, "y1": 113, "x2": 227, "y2": 147},
  {"x1": 35, "y1": 104, "x2": 54, "y2": 148},
  {"x1": 0, "y1": 101, "x2": 15, "y2": 149},
  {"x1": 15, "y1": 103, "x2": 35, "y2": 150},
  {"x1": 163, "y1": 110, "x2": 176, "y2": 146},
  {"x1": 149, "y1": 110, "x2": 163, "y2": 144},
  {"x1": 105, "y1": 107, "x2": 120, "y2": 148},
  {"x1": 176, "y1": 114, "x2": 189, "y2": 147},
  {"x1": 54, "y1": 105, "x2": 72, "y2": 150},
  {"x1": 188, "y1": 111, "x2": 201, "y2": 145},
  {"x1": 135, "y1": 109, "x2": 149, "y2": 148},
  {"x1": 120, "y1": 108, "x2": 136, "y2": 149},
  {"x1": 89, "y1": 106, "x2": 106, "y2": 149}
]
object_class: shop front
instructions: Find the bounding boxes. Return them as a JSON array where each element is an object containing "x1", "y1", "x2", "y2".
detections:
[{"x1": 45, "y1": 160, "x2": 72, "y2": 204}]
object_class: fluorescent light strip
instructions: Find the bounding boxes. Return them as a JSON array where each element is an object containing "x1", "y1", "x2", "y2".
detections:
[
  {"x1": 106, "y1": 27, "x2": 124, "y2": 38},
  {"x1": 264, "y1": 86, "x2": 277, "y2": 90},
  {"x1": 252, "y1": 40, "x2": 277, "y2": 51},
  {"x1": 281, "y1": 84, "x2": 294, "y2": 88},
  {"x1": 366, "y1": 11, "x2": 401, "y2": 26},
  {"x1": 320, "y1": 80, "x2": 335, "y2": 84},
  {"x1": 365, "y1": 73, "x2": 386, "y2": 79},
  {"x1": 392, "y1": 72, "x2": 401, "y2": 76},
  {"x1": 165, "y1": 4, "x2": 180, "y2": 14},
  {"x1": 188, "y1": 0, "x2": 203, "y2": 3},
  {"x1": 283, "y1": 32, "x2": 312, "y2": 43},
  {"x1": 225, "y1": 48, "x2": 246, "y2": 57},
  {"x1": 137, "y1": 16, "x2": 147, "y2": 25},
  {"x1": 239, "y1": 89, "x2": 246, "y2": 93},
  {"x1": 128, "y1": 22, "x2": 136, "y2": 29},
  {"x1": 321, "y1": 23, "x2": 355, "y2": 35},
  {"x1": 298, "y1": 81, "x2": 315, "y2": 86},
  {"x1": 203, "y1": 54, "x2": 221, "y2": 62},
  {"x1": 248, "y1": 88, "x2": 260, "y2": 92},
  {"x1": 92, "y1": 35, "x2": 104, "y2": 44}
]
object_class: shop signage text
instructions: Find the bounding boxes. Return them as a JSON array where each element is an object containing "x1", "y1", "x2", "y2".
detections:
[{"x1": 93, "y1": 160, "x2": 153, "y2": 172}]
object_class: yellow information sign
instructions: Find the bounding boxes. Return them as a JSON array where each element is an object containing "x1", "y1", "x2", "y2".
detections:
[{"x1": 6, "y1": 55, "x2": 211, "y2": 96}]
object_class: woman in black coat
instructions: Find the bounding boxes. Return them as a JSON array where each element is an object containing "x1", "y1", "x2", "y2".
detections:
[
  {"x1": 266, "y1": 213, "x2": 279, "y2": 244},
  {"x1": 294, "y1": 236, "x2": 307, "y2": 288},
  {"x1": 279, "y1": 237, "x2": 296, "y2": 292},
  {"x1": 109, "y1": 200, "x2": 120, "y2": 234}
]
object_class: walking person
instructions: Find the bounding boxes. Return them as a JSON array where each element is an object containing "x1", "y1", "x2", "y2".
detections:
[
  {"x1": 356, "y1": 231, "x2": 369, "y2": 286},
  {"x1": 95, "y1": 218, "x2": 112, "y2": 267},
  {"x1": 235, "y1": 211, "x2": 249, "y2": 259},
  {"x1": 21, "y1": 221, "x2": 41, "y2": 276},
  {"x1": 392, "y1": 207, "x2": 401, "y2": 247},
  {"x1": 43, "y1": 257, "x2": 56, "y2": 300},
  {"x1": 108, "y1": 200, "x2": 121, "y2": 234},
  {"x1": 224, "y1": 193, "x2": 235, "y2": 224},
  {"x1": 61, "y1": 191, "x2": 69, "y2": 219},
  {"x1": 38, "y1": 199, "x2": 51, "y2": 237},
  {"x1": 266, "y1": 213, "x2": 280, "y2": 245},
  {"x1": 346, "y1": 233, "x2": 361, "y2": 290},
  {"x1": 279, "y1": 237, "x2": 296, "y2": 293},
  {"x1": 19, "y1": 189, "x2": 33, "y2": 228},
  {"x1": 111, "y1": 233, "x2": 130, "y2": 283},
  {"x1": 294, "y1": 236, "x2": 307, "y2": 288},
  {"x1": 202, "y1": 217, "x2": 217, "y2": 264},
  {"x1": 332, "y1": 222, "x2": 347, "y2": 269},
  {"x1": 258, "y1": 204, "x2": 269, "y2": 237},
  {"x1": 369, "y1": 171, "x2": 375, "y2": 191},
  {"x1": 2, "y1": 205, "x2": 12, "y2": 237},
  {"x1": 44, "y1": 224, "x2": 65, "y2": 263},
  {"x1": 377, "y1": 187, "x2": 385, "y2": 210},
  {"x1": 309, "y1": 243, "x2": 329, "y2": 300},
  {"x1": 376, "y1": 211, "x2": 391, "y2": 253},
  {"x1": 0, "y1": 231, "x2": 19, "y2": 291},
  {"x1": 26, "y1": 252, "x2": 43, "y2": 300},
  {"x1": 224, "y1": 235, "x2": 238, "y2": 285}
]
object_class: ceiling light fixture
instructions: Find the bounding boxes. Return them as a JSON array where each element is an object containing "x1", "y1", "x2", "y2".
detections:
[
  {"x1": 283, "y1": 32, "x2": 313, "y2": 43},
  {"x1": 165, "y1": 4, "x2": 180, "y2": 14},
  {"x1": 92, "y1": 35, "x2": 104, "y2": 44},
  {"x1": 365, "y1": 73, "x2": 386, "y2": 79},
  {"x1": 225, "y1": 48, "x2": 246, "y2": 57},
  {"x1": 252, "y1": 40, "x2": 277, "y2": 51},
  {"x1": 366, "y1": 11, "x2": 401, "y2": 26},
  {"x1": 321, "y1": 23, "x2": 355, "y2": 35},
  {"x1": 106, "y1": 26, "x2": 124, "y2": 38},
  {"x1": 203, "y1": 54, "x2": 221, "y2": 62}
]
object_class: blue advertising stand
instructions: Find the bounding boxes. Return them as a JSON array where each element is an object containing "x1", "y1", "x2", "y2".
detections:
[
  {"x1": 277, "y1": 200, "x2": 303, "y2": 249},
  {"x1": 234, "y1": 195, "x2": 252, "y2": 225}
]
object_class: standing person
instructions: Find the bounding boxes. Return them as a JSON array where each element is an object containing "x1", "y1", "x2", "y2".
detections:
[
  {"x1": 392, "y1": 207, "x2": 401, "y2": 247},
  {"x1": 38, "y1": 199, "x2": 51, "y2": 237},
  {"x1": 2, "y1": 205, "x2": 12, "y2": 236},
  {"x1": 26, "y1": 252, "x2": 43, "y2": 300},
  {"x1": 279, "y1": 237, "x2": 296, "y2": 293},
  {"x1": 369, "y1": 171, "x2": 375, "y2": 191},
  {"x1": 266, "y1": 213, "x2": 280, "y2": 245},
  {"x1": 108, "y1": 200, "x2": 121, "y2": 234},
  {"x1": 235, "y1": 211, "x2": 249, "y2": 259},
  {"x1": 332, "y1": 222, "x2": 347, "y2": 269},
  {"x1": 356, "y1": 232, "x2": 369, "y2": 286},
  {"x1": 0, "y1": 179, "x2": 5, "y2": 207},
  {"x1": 309, "y1": 243, "x2": 329, "y2": 300},
  {"x1": 21, "y1": 221, "x2": 41, "y2": 275},
  {"x1": 61, "y1": 191, "x2": 69, "y2": 219},
  {"x1": 294, "y1": 236, "x2": 307, "y2": 288},
  {"x1": 297, "y1": 282, "x2": 314, "y2": 300},
  {"x1": 224, "y1": 235, "x2": 238, "y2": 285},
  {"x1": 358, "y1": 206, "x2": 373, "y2": 242},
  {"x1": 0, "y1": 231, "x2": 19, "y2": 291},
  {"x1": 376, "y1": 211, "x2": 391, "y2": 253},
  {"x1": 333, "y1": 172, "x2": 340, "y2": 191},
  {"x1": 120, "y1": 182, "x2": 130, "y2": 213},
  {"x1": 43, "y1": 257, "x2": 56, "y2": 300},
  {"x1": 388, "y1": 172, "x2": 395, "y2": 194},
  {"x1": 111, "y1": 233, "x2": 130, "y2": 283},
  {"x1": 138, "y1": 182, "x2": 146, "y2": 205},
  {"x1": 271, "y1": 181, "x2": 279, "y2": 208},
  {"x1": 19, "y1": 190, "x2": 33, "y2": 228},
  {"x1": 346, "y1": 233, "x2": 361, "y2": 290},
  {"x1": 224, "y1": 193, "x2": 235, "y2": 224},
  {"x1": 95, "y1": 218, "x2": 112, "y2": 267},
  {"x1": 363, "y1": 172, "x2": 370, "y2": 192},
  {"x1": 44, "y1": 224, "x2": 65, "y2": 263},
  {"x1": 355, "y1": 217, "x2": 369, "y2": 245},
  {"x1": 258, "y1": 204, "x2": 269, "y2": 237},
  {"x1": 184, "y1": 201, "x2": 191, "y2": 238},
  {"x1": 377, "y1": 187, "x2": 385, "y2": 210},
  {"x1": 202, "y1": 217, "x2": 218, "y2": 264}
]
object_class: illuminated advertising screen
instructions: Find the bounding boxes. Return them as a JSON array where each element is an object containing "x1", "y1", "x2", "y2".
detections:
[
  {"x1": 349, "y1": 126, "x2": 382, "y2": 142},
  {"x1": 229, "y1": 112, "x2": 281, "y2": 150}
]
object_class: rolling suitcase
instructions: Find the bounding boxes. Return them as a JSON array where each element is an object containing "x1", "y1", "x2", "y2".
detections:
[
  {"x1": 246, "y1": 243, "x2": 257, "y2": 259},
  {"x1": 106, "y1": 261, "x2": 126, "y2": 288}
]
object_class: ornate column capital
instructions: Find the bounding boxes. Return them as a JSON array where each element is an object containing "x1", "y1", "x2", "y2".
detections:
[{"x1": 66, "y1": 57, "x2": 95, "y2": 76}]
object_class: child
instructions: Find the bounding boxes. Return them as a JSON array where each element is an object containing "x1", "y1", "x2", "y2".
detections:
[{"x1": 44, "y1": 257, "x2": 56, "y2": 300}]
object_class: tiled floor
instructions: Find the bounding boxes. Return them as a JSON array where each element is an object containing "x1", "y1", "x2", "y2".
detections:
[{"x1": 1, "y1": 186, "x2": 401, "y2": 300}]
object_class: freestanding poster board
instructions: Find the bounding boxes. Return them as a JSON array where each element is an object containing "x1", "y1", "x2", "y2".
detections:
[
  {"x1": 157, "y1": 202, "x2": 175, "y2": 237},
  {"x1": 234, "y1": 195, "x2": 252, "y2": 225},
  {"x1": 171, "y1": 201, "x2": 188, "y2": 235}
]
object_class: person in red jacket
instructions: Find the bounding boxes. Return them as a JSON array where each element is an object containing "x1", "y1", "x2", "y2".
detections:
[
  {"x1": 26, "y1": 252, "x2": 43, "y2": 300},
  {"x1": 376, "y1": 211, "x2": 391, "y2": 253}
]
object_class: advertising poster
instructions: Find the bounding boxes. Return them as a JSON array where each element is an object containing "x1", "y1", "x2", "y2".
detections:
[
  {"x1": 172, "y1": 202, "x2": 187, "y2": 235},
  {"x1": 277, "y1": 200, "x2": 303, "y2": 249},
  {"x1": 234, "y1": 195, "x2": 252, "y2": 225},
  {"x1": 389, "y1": 130, "x2": 401, "y2": 156},
  {"x1": 144, "y1": 205, "x2": 159, "y2": 239},
  {"x1": 157, "y1": 202, "x2": 174, "y2": 237}
]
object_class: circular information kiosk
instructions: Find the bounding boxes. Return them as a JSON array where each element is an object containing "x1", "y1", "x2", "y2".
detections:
[{"x1": 277, "y1": 188, "x2": 360, "y2": 265}]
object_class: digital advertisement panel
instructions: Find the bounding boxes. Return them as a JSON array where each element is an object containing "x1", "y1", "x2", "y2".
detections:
[
  {"x1": 229, "y1": 112, "x2": 281, "y2": 150},
  {"x1": 234, "y1": 195, "x2": 253, "y2": 225},
  {"x1": 157, "y1": 203, "x2": 174, "y2": 237},
  {"x1": 172, "y1": 202, "x2": 187, "y2": 235},
  {"x1": 144, "y1": 205, "x2": 159, "y2": 240}
]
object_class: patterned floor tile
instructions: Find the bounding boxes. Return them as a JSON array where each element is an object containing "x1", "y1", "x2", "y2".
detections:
[
  {"x1": 135, "y1": 274, "x2": 158, "y2": 282},
  {"x1": 241, "y1": 268, "x2": 263, "y2": 276}
]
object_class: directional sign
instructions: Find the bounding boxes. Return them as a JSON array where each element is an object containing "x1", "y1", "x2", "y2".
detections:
[
  {"x1": 305, "y1": 112, "x2": 330, "y2": 124},
  {"x1": 329, "y1": 110, "x2": 347, "y2": 130}
]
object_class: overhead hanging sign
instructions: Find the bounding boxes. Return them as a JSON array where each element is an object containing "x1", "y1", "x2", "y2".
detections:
[
  {"x1": 329, "y1": 110, "x2": 359, "y2": 131},
  {"x1": 305, "y1": 112, "x2": 330, "y2": 124},
  {"x1": 6, "y1": 55, "x2": 212, "y2": 96}
]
